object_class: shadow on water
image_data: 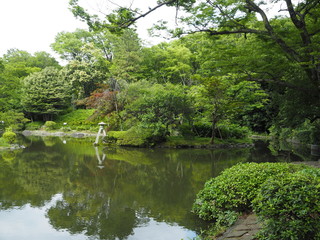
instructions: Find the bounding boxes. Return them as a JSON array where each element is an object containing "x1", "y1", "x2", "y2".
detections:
[{"x1": 0, "y1": 136, "x2": 318, "y2": 240}]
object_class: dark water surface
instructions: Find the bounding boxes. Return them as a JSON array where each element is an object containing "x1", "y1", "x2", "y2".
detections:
[{"x1": 0, "y1": 136, "x2": 316, "y2": 240}]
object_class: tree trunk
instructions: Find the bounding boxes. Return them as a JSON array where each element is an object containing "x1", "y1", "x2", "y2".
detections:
[{"x1": 210, "y1": 115, "x2": 217, "y2": 144}]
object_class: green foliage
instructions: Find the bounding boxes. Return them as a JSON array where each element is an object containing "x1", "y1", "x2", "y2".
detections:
[
  {"x1": 21, "y1": 67, "x2": 71, "y2": 121},
  {"x1": 0, "y1": 49, "x2": 60, "y2": 112},
  {"x1": 109, "y1": 29, "x2": 143, "y2": 82},
  {"x1": 0, "y1": 110, "x2": 30, "y2": 131},
  {"x1": 0, "y1": 137, "x2": 10, "y2": 147},
  {"x1": 2, "y1": 131, "x2": 17, "y2": 144},
  {"x1": 294, "y1": 130, "x2": 312, "y2": 144},
  {"x1": 55, "y1": 109, "x2": 97, "y2": 131},
  {"x1": 106, "y1": 126, "x2": 165, "y2": 147},
  {"x1": 278, "y1": 128, "x2": 293, "y2": 141},
  {"x1": 192, "y1": 163, "x2": 307, "y2": 221},
  {"x1": 44, "y1": 121, "x2": 57, "y2": 131},
  {"x1": 51, "y1": 29, "x2": 95, "y2": 61},
  {"x1": 192, "y1": 123, "x2": 212, "y2": 138},
  {"x1": 69, "y1": 0, "x2": 320, "y2": 134},
  {"x1": 310, "y1": 121, "x2": 320, "y2": 145},
  {"x1": 189, "y1": 75, "x2": 268, "y2": 142},
  {"x1": 217, "y1": 123, "x2": 250, "y2": 139},
  {"x1": 178, "y1": 123, "x2": 194, "y2": 139},
  {"x1": 62, "y1": 59, "x2": 108, "y2": 99},
  {"x1": 272, "y1": 120, "x2": 320, "y2": 144},
  {"x1": 25, "y1": 121, "x2": 43, "y2": 130},
  {"x1": 122, "y1": 82, "x2": 193, "y2": 135},
  {"x1": 140, "y1": 41, "x2": 194, "y2": 84},
  {"x1": 253, "y1": 170, "x2": 320, "y2": 240}
]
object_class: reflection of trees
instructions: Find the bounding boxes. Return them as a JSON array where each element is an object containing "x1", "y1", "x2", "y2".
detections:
[
  {"x1": 47, "y1": 194, "x2": 137, "y2": 240},
  {"x1": 0, "y1": 136, "x2": 253, "y2": 239},
  {"x1": 267, "y1": 139, "x2": 315, "y2": 162},
  {"x1": 45, "y1": 146, "x2": 251, "y2": 239},
  {"x1": 0, "y1": 138, "x2": 70, "y2": 209}
]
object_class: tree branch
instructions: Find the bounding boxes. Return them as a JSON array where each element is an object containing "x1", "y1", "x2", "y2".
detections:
[
  {"x1": 300, "y1": 0, "x2": 320, "y2": 17},
  {"x1": 120, "y1": 0, "x2": 178, "y2": 27},
  {"x1": 245, "y1": 0, "x2": 301, "y2": 62},
  {"x1": 188, "y1": 28, "x2": 268, "y2": 36},
  {"x1": 285, "y1": 0, "x2": 304, "y2": 29}
]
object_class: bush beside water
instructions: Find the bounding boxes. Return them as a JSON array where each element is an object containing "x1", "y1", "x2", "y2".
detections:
[
  {"x1": 44, "y1": 121, "x2": 57, "y2": 130},
  {"x1": 253, "y1": 171, "x2": 320, "y2": 240},
  {"x1": 106, "y1": 127, "x2": 164, "y2": 147},
  {"x1": 193, "y1": 162, "x2": 320, "y2": 239},
  {"x1": 2, "y1": 131, "x2": 17, "y2": 144}
]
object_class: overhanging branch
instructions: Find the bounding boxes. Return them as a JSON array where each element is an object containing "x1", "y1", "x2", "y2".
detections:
[
  {"x1": 189, "y1": 28, "x2": 268, "y2": 35},
  {"x1": 120, "y1": 0, "x2": 178, "y2": 27}
]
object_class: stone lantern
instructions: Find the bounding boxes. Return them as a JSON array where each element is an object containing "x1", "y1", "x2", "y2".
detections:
[{"x1": 94, "y1": 122, "x2": 107, "y2": 145}]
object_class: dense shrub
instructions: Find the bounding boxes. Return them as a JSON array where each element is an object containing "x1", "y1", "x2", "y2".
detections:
[
  {"x1": 25, "y1": 121, "x2": 43, "y2": 130},
  {"x1": 253, "y1": 170, "x2": 320, "y2": 240},
  {"x1": 106, "y1": 126, "x2": 165, "y2": 147},
  {"x1": 55, "y1": 109, "x2": 98, "y2": 131},
  {"x1": 2, "y1": 131, "x2": 17, "y2": 144},
  {"x1": 192, "y1": 122, "x2": 250, "y2": 139},
  {"x1": 192, "y1": 163, "x2": 308, "y2": 222},
  {"x1": 278, "y1": 128, "x2": 293, "y2": 141},
  {"x1": 178, "y1": 123, "x2": 195, "y2": 139},
  {"x1": 293, "y1": 129, "x2": 312, "y2": 143},
  {"x1": 0, "y1": 137, "x2": 10, "y2": 147},
  {"x1": 310, "y1": 120, "x2": 320, "y2": 144},
  {"x1": 217, "y1": 123, "x2": 250, "y2": 139},
  {"x1": 44, "y1": 121, "x2": 57, "y2": 130},
  {"x1": 0, "y1": 110, "x2": 30, "y2": 131},
  {"x1": 270, "y1": 120, "x2": 320, "y2": 145}
]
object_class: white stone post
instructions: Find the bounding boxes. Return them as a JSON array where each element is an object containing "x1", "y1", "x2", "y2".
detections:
[{"x1": 94, "y1": 122, "x2": 107, "y2": 145}]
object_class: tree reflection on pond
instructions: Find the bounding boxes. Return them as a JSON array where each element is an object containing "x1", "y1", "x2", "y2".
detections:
[{"x1": 1, "y1": 137, "x2": 310, "y2": 239}]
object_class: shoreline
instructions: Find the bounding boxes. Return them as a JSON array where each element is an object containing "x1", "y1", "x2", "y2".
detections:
[
  {"x1": 21, "y1": 130, "x2": 255, "y2": 149},
  {"x1": 21, "y1": 130, "x2": 96, "y2": 138}
]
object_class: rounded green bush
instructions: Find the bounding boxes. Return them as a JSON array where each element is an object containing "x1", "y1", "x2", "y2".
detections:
[
  {"x1": 2, "y1": 131, "x2": 17, "y2": 144},
  {"x1": 192, "y1": 162, "x2": 308, "y2": 221},
  {"x1": 253, "y1": 171, "x2": 320, "y2": 240},
  {"x1": 44, "y1": 121, "x2": 57, "y2": 130}
]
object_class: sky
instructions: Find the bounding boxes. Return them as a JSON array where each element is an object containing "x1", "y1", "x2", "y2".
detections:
[
  {"x1": 0, "y1": 0, "x2": 87, "y2": 56},
  {"x1": 0, "y1": 0, "x2": 176, "y2": 59},
  {"x1": 0, "y1": 0, "x2": 285, "y2": 60}
]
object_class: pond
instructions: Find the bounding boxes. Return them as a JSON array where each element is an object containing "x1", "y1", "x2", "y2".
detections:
[{"x1": 0, "y1": 136, "x2": 317, "y2": 240}]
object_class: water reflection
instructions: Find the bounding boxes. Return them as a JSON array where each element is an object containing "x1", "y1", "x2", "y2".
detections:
[
  {"x1": 0, "y1": 137, "x2": 316, "y2": 240},
  {"x1": 95, "y1": 146, "x2": 106, "y2": 169}
]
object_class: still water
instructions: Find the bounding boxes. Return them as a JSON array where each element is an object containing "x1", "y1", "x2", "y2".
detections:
[{"x1": 0, "y1": 136, "x2": 316, "y2": 240}]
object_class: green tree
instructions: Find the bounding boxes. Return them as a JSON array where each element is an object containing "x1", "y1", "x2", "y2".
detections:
[
  {"x1": 62, "y1": 59, "x2": 108, "y2": 101},
  {"x1": 69, "y1": 0, "x2": 320, "y2": 126},
  {"x1": 121, "y1": 82, "x2": 193, "y2": 136},
  {"x1": 190, "y1": 74, "x2": 268, "y2": 142},
  {"x1": 141, "y1": 41, "x2": 194, "y2": 85},
  {"x1": 21, "y1": 67, "x2": 71, "y2": 121},
  {"x1": 0, "y1": 49, "x2": 61, "y2": 112},
  {"x1": 109, "y1": 29, "x2": 143, "y2": 82},
  {"x1": 30, "y1": 51, "x2": 61, "y2": 69},
  {"x1": 51, "y1": 29, "x2": 96, "y2": 61}
]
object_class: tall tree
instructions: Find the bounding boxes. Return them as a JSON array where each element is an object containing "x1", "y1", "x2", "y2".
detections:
[
  {"x1": 0, "y1": 49, "x2": 60, "y2": 111},
  {"x1": 62, "y1": 59, "x2": 108, "y2": 101},
  {"x1": 51, "y1": 29, "x2": 114, "y2": 62},
  {"x1": 109, "y1": 29, "x2": 143, "y2": 83},
  {"x1": 21, "y1": 67, "x2": 71, "y2": 121},
  {"x1": 69, "y1": 0, "x2": 320, "y2": 125},
  {"x1": 141, "y1": 41, "x2": 194, "y2": 85}
]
